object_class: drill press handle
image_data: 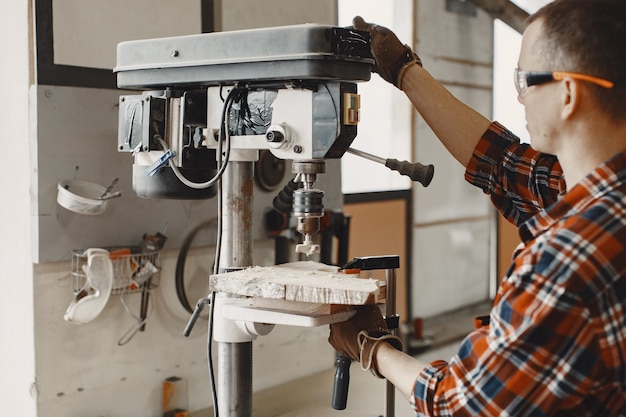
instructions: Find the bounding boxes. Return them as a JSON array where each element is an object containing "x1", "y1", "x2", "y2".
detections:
[
  {"x1": 332, "y1": 352, "x2": 352, "y2": 410},
  {"x1": 384, "y1": 159, "x2": 434, "y2": 187},
  {"x1": 346, "y1": 147, "x2": 434, "y2": 187}
]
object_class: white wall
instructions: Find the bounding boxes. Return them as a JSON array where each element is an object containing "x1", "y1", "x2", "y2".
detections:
[
  {"x1": 338, "y1": 0, "x2": 413, "y2": 194},
  {"x1": 0, "y1": 1, "x2": 37, "y2": 416},
  {"x1": 52, "y1": 0, "x2": 203, "y2": 70},
  {"x1": 412, "y1": 2, "x2": 494, "y2": 317},
  {"x1": 219, "y1": 0, "x2": 337, "y2": 31}
]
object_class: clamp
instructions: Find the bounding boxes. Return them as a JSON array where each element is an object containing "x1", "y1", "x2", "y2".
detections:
[{"x1": 332, "y1": 255, "x2": 401, "y2": 417}]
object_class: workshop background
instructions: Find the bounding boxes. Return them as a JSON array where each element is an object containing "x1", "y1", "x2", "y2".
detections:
[{"x1": 1, "y1": 0, "x2": 545, "y2": 416}]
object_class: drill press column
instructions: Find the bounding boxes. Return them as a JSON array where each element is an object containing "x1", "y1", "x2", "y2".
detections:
[{"x1": 217, "y1": 161, "x2": 254, "y2": 417}]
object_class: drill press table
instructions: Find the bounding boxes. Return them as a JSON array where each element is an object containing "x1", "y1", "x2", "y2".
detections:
[{"x1": 209, "y1": 261, "x2": 385, "y2": 327}]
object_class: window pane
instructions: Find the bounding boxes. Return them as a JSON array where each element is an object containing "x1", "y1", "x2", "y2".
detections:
[{"x1": 338, "y1": 0, "x2": 413, "y2": 193}]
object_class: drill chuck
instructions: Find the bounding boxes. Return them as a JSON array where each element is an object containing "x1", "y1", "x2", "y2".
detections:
[{"x1": 292, "y1": 188, "x2": 324, "y2": 217}]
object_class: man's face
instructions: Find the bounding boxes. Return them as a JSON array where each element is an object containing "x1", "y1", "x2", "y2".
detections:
[{"x1": 517, "y1": 19, "x2": 562, "y2": 154}]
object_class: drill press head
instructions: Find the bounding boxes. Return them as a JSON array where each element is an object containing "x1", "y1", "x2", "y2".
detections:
[
  {"x1": 115, "y1": 24, "x2": 372, "y2": 253},
  {"x1": 259, "y1": 83, "x2": 361, "y2": 256}
]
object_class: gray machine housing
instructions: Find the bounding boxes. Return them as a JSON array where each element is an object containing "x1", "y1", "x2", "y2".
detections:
[{"x1": 114, "y1": 24, "x2": 373, "y2": 89}]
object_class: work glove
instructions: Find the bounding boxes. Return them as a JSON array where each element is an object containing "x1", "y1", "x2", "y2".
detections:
[
  {"x1": 329, "y1": 304, "x2": 403, "y2": 378},
  {"x1": 353, "y1": 16, "x2": 422, "y2": 89}
]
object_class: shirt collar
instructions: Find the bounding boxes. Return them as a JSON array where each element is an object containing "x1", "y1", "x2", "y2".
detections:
[{"x1": 519, "y1": 150, "x2": 626, "y2": 243}]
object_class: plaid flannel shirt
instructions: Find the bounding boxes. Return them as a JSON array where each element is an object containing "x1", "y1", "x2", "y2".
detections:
[{"x1": 411, "y1": 122, "x2": 626, "y2": 416}]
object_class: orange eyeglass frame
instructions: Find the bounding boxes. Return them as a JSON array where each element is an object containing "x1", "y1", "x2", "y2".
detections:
[{"x1": 515, "y1": 68, "x2": 614, "y2": 95}]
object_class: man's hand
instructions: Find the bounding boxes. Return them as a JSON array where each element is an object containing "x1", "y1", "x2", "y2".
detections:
[
  {"x1": 329, "y1": 304, "x2": 402, "y2": 378},
  {"x1": 353, "y1": 16, "x2": 422, "y2": 88}
]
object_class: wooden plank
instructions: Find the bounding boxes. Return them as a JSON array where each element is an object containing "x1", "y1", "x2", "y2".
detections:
[
  {"x1": 251, "y1": 298, "x2": 352, "y2": 315},
  {"x1": 209, "y1": 261, "x2": 383, "y2": 305}
]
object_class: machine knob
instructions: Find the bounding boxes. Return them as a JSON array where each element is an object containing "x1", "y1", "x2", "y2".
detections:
[
  {"x1": 266, "y1": 124, "x2": 291, "y2": 149},
  {"x1": 266, "y1": 130, "x2": 284, "y2": 143}
]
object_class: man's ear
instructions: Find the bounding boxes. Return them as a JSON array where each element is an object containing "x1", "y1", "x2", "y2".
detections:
[{"x1": 561, "y1": 77, "x2": 580, "y2": 120}]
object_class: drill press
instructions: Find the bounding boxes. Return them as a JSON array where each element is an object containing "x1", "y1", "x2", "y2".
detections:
[
  {"x1": 115, "y1": 23, "x2": 433, "y2": 417},
  {"x1": 115, "y1": 24, "x2": 373, "y2": 417}
]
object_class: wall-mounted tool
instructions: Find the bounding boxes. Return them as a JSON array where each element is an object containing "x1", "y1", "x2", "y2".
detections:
[
  {"x1": 57, "y1": 178, "x2": 121, "y2": 215},
  {"x1": 64, "y1": 248, "x2": 114, "y2": 325}
]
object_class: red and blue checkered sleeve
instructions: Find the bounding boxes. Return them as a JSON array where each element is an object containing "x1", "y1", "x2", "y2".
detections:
[
  {"x1": 411, "y1": 263, "x2": 605, "y2": 416},
  {"x1": 464, "y1": 122, "x2": 565, "y2": 226}
]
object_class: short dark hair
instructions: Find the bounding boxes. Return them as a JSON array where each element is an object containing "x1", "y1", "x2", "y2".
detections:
[{"x1": 529, "y1": 0, "x2": 626, "y2": 121}]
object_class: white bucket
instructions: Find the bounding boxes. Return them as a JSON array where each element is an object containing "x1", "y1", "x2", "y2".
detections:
[{"x1": 57, "y1": 179, "x2": 108, "y2": 215}]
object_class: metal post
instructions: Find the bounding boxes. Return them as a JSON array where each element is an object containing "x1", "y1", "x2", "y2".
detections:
[
  {"x1": 217, "y1": 341, "x2": 253, "y2": 417},
  {"x1": 385, "y1": 267, "x2": 397, "y2": 417},
  {"x1": 219, "y1": 161, "x2": 254, "y2": 270},
  {"x1": 217, "y1": 161, "x2": 254, "y2": 417}
]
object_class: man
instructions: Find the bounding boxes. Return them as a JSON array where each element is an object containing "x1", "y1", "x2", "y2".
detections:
[{"x1": 329, "y1": 1, "x2": 626, "y2": 415}]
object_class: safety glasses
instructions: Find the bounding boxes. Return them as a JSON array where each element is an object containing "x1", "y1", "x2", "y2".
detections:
[{"x1": 514, "y1": 68, "x2": 614, "y2": 95}]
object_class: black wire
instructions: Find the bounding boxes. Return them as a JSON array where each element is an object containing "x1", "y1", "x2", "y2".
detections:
[
  {"x1": 213, "y1": 85, "x2": 246, "y2": 275},
  {"x1": 182, "y1": 294, "x2": 218, "y2": 417},
  {"x1": 208, "y1": 291, "x2": 218, "y2": 417},
  {"x1": 157, "y1": 86, "x2": 243, "y2": 190},
  {"x1": 175, "y1": 218, "x2": 217, "y2": 314},
  {"x1": 208, "y1": 86, "x2": 250, "y2": 413},
  {"x1": 175, "y1": 86, "x2": 245, "y2": 310},
  {"x1": 179, "y1": 85, "x2": 252, "y2": 417},
  {"x1": 208, "y1": 88, "x2": 248, "y2": 414}
]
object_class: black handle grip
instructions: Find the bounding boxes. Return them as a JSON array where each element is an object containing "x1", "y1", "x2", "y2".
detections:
[
  {"x1": 385, "y1": 159, "x2": 434, "y2": 187},
  {"x1": 331, "y1": 353, "x2": 352, "y2": 410},
  {"x1": 183, "y1": 297, "x2": 211, "y2": 337}
]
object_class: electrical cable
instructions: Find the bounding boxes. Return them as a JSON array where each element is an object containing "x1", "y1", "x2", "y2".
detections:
[
  {"x1": 153, "y1": 86, "x2": 243, "y2": 189},
  {"x1": 206, "y1": 86, "x2": 247, "y2": 416},
  {"x1": 153, "y1": 84, "x2": 261, "y2": 417},
  {"x1": 207, "y1": 291, "x2": 218, "y2": 417},
  {"x1": 214, "y1": 98, "x2": 230, "y2": 275},
  {"x1": 175, "y1": 87, "x2": 245, "y2": 313},
  {"x1": 204, "y1": 85, "x2": 254, "y2": 415},
  {"x1": 183, "y1": 294, "x2": 218, "y2": 417},
  {"x1": 207, "y1": 142, "x2": 223, "y2": 417},
  {"x1": 214, "y1": 177, "x2": 222, "y2": 276},
  {"x1": 212, "y1": 84, "x2": 246, "y2": 275},
  {"x1": 175, "y1": 218, "x2": 218, "y2": 314},
  {"x1": 213, "y1": 100, "x2": 226, "y2": 276}
]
